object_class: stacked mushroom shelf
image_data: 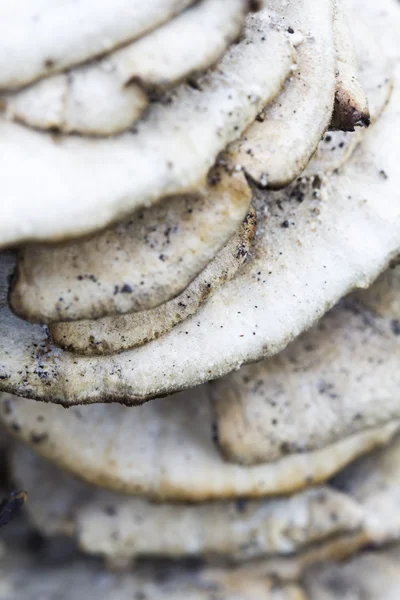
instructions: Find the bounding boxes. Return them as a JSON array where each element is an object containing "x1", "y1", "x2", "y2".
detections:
[{"x1": 0, "y1": 0, "x2": 399, "y2": 598}]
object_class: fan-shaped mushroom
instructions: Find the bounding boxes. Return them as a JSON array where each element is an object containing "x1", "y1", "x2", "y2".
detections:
[
  {"x1": 2, "y1": 0, "x2": 248, "y2": 135},
  {"x1": 11, "y1": 443, "x2": 365, "y2": 564},
  {"x1": 10, "y1": 171, "x2": 252, "y2": 323},
  {"x1": 0, "y1": 389, "x2": 397, "y2": 500},
  {"x1": 0, "y1": 74, "x2": 399, "y2": 404},
  {"x1": 0, "y1": 8, "x2": 295, "y2": 247},
  {"x1": 50, "y1": 208, "x2": 256, "y2": 354},
  {"x1": 0, "y1": 0, "x2": 196, "y2": 91},
  {"x1": 211, "y1": 267, "x2": 400, "y2": 465}
]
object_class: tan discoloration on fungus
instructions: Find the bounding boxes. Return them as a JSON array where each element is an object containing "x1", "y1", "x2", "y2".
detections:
[
  {"x1": 330, "y1": 0, "x2": 370, "y2": 131},
  {"x1": 0, "y1": 0, "x2": 398, "y2": 407},
  {"x1": 304, "y1": 10, "x2": 392, "y2": 177},
  {"x1": 354, "y1": 264, "x2": 400, "y2": 319},
  {"x1": 50, "y1": 208, "x2": 257, "y2": 354},
  {"x1": 11, "y1": 443, "x2": 365, "y2": 563},
  {"x1": 227, "y1": 0, "x2": 336, "y2": 189},
  {"x1": 11, "y1": 170, "x2": 252, "y2": 323},
  {"x1": 0, "y1": 389, "x2": 397, "y2": 500}
]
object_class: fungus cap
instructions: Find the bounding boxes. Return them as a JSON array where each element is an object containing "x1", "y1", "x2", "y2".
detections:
[
  {"x1": 0, "y1": 9, "x2": 295, "y2": 247},
  {"x1": 0, "y1": 0, "x2": 196, "y2": 91},
  {"x1": 0, "y1": 389, "x2": 397, "y2": 501},
  {"x1": 2, "y1": 0, "x2": 247, "y2": 135},
  {"x1": 11, "y1": 171, "x2": 252, "y2": 323},
  {"x1": 11, "y1": 443, "x2": 365, "y2": 563},
  {"x1": 211, "y1": 266, "x2": 400, "y2": 465},
  {"x1": 50, "y1": 208, "x2": 256, "y2": 354}
]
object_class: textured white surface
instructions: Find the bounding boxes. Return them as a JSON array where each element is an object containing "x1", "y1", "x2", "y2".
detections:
[
  {"x1": 304, "y1": 10, "x2": 392, "y2": 177},
  {"x1": 228, "y1": 0, "x2": 335, "y2": 188},
  {"x1": 0, "y1": 0, "x2": 398, "y2": 406},
  {"x1": 0, "y1": 0, "x2": 195, "y2": 90},
  {"x1": 3, "y1": 0, "x2": 246, "y2": 135},
  {"x1": 0, "y1": 533, "x2": 306, "y2": 600},
  {"x1": 50, "y1": 209, "x2": 256, "y2": 354},
  {"x1": 0, "y1": 69, "x2": 399, "y2": 402},
  {"x1": 305, "y1": 546, "x2": 400, "y2": 600},
  {"x1": 11, "y1": 444, "x2": 365, "y2": 562},
  {"x1": 0, "y1": 388, "x2": 397, "y2": 500},
  {"x1": 11, "y1": 171, "x2": 251, "y2": 322},
  {"x1": 330, "y1": 0, "x2": 369, "y2": 131},
  {"x1": 334, "y1": 433, "x2": 400, "y2": 545},
  {"x1": 0, "y1": 9, "x2": 294, "y2": 247},
  {"x1": 50, "y1": 209, "x2": 257, "y2": 356},
  {"x1": 211, "y1": 267, "x2": 400, "y2": 465}
]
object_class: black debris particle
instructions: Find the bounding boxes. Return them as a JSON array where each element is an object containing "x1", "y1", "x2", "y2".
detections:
[
  {"x1": 236, "y1": 498, "x2": 248, "y2": 513},
  {"x1": 2, "y1": 398, "x2": 12, "y2": 415},
  {"x1": 290, "y1": 187, "x2": 305, "y2": 203},
  {"x1": 211, "y1": 421, "x2": 219, "y2": 445},
  {"x1": 120, "y1": 284, "x2": 133, "y2": 294},
  {"x1": 30, "y1": 432, "x2": 48, "y2": 444},
  {"x1": 248, "y1": 0, "x2": 262, "y2": 11},
  {"x1": 104, "y1": 505, "x2": 117, "y2": 517},
  {"x1": 391, "y1": 319, "x2": 400, "y2": 335},
  {"x1": 0, "y1": 491, "x2": 27, "y2": 528},
  {"x1": 312, "y1": 175, "x2": 322, "y2": 190}
]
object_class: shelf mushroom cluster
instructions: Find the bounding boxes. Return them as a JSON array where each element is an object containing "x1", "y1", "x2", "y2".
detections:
[{"x1": 0, "y1": 0, "x2": 399, "y2": 597}]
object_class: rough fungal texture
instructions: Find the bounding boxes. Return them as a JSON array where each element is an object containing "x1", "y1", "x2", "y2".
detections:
[
  {"x1": 0, "y1": 533, "x2": 307, "y2": 600},
  {"x1": 11, "y1": 443, "x2": 365, "y2": 563},
  {"x1": 11, "y1": 171, "x2": 252, "y2": 323},
  {"x1": 0, "y1": 62, "x2": 399, "y2": 405},
  {"x1": 0, "y1": 388, "x2": 397, "y2": 501},
  {"x1": 304, "y1": 546, "x2": 400, "y2": 600},
  {"x1": 50, "y1": 208, "x2": 257, "y2": 355},
  {"x1": 227, "y1": 0, "x2": 336, "y2": 189},
  {"x1": 2, "y1": 0, "x2": 247, "y2": 135},
  {"x1": 334, "y1": 432, "x2": 400, "y2": 545},
  {"x1": 353, "y1": 263, "x2": 400, "y2": 319},
  {"x1": 304, "y1": 10, "x2": 392, "y2": 178},
  {"x1": 0, "y1": 0, "x2": 399, "y2": 593},
  {"x1": 211, "y1": 266, "x2": 400, "y2": 465},
  {"x1": 0, "y1": 0, "x2": 196, "y2": 91},
  {"x1": 0, "y1": 8, "x2": 295, "y2": 247},
  {"x1": 329, "y1": 0, "x2": 370, "y2": 131}
]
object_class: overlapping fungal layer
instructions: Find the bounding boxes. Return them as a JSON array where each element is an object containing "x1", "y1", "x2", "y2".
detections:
[
  {"x1": 1, "y1": 263, "x2": 400, "y2": 577},
  {"x1": 0, "y1": 0, "x2": 399, "y2": 596},
  {"x1": 211, "y1": 268, "x2": 400, "y2": 465},
  {"x1": 0, "y1": 0, "x2": 398, "y2": 406}
]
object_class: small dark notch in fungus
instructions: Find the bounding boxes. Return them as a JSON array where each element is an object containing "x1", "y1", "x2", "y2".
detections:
[
  {"x1": 247, "y1": 0, "x2": 262, "y2": 12},
  {"x1": 0, "y1": 491, "x2": 28, "y2": 528}
]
